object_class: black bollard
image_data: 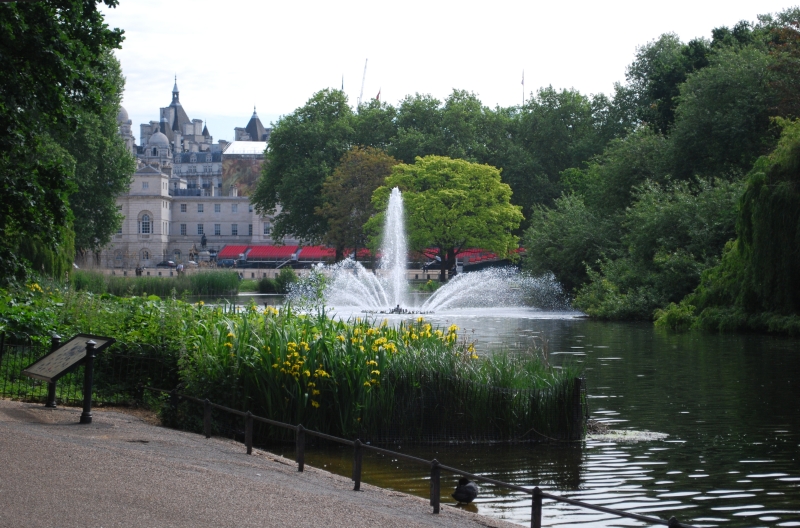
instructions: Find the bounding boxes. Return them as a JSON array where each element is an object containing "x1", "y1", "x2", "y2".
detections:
[
  {"x1": 79, "y1": 340, "x2": 96, "y2": 424},
  {"x1": 45, "y1": 334, "x2": 61, "y2": 408}
]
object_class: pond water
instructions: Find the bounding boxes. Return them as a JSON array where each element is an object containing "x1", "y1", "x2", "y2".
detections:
[{"x1": 271, "y1": 308, "x2": 800, "y2": 527}]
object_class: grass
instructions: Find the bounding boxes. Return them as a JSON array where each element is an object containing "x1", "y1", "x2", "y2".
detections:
[{"x1": 71, "y1": 269, "x2": 240, "y2": 297}]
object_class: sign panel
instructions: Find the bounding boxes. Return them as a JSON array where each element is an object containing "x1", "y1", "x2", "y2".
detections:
[{"x1": 22, "y1": 334, "x2": 115, "y2": 383}]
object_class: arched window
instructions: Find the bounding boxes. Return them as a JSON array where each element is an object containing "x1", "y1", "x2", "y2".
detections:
[
  {"x1": 173, "y1": 249, "x2": 181, "y2": 261},
  {"x1": 139, "y1": 213, "x2": 151, "y2": 234},
  {"x1": 141, "y1": 249, "x2": 150, "y2": 260},
  {"x1": 152, "y1": 147, "x2": 157, "y2": 156}
]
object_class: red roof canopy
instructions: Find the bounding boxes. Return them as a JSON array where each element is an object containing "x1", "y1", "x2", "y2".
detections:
[
  {"x1": 217, "y1": 245, "x2": 250, "y2": 259},
  {"x1": 247, "y1": 245, "x2": 298, "y2": 260},
  {"x1": 297, "y1": 246, "x2": 336, "y2": 260}
]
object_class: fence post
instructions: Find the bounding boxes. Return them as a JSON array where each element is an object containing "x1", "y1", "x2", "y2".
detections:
[
  {"x1": 79, "y1": 340, "x2": 96, "y2": 424},
  {"x1": 352, "y1": 439, "x2": 363, "y2": 491},
  {"x1": 203, "y1": 399, "x2": 212, "y2": 438},
  {"x1": 45, "y1": 334, "x2": 61, "y2": 408},
  {"x1": 296, "y1": 424, "x2": 305, "y2": 472},
  {"x1": 245, "y1": 411, "x2": 253, "y2": 455},
  {"x1": 430, "y1": 459, "x2": 441, "y2": 514},
  {"x1": 531, "y1": 486, "x2": 542, "y2": 528}
]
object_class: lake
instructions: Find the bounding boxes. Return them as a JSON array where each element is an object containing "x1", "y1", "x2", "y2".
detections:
[{"x1": 271, "y1": 308, "x2": 800, "y2": 527}]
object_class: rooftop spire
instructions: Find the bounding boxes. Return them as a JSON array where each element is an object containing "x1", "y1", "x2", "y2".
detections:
[
  {"x1": 252, "y1": 105, "x2": 257, "y2": 118},
  {"x1": 172, "y1": 75, "x2": 180, "y2": 104}
]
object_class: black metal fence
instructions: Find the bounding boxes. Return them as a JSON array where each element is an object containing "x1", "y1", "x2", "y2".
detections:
[
  {"x1": 150, "y1": 387, "x2": 698, "y2": 528},
  {"x1": 0, "y1": 338, "x2": 178, "y2": 406}
]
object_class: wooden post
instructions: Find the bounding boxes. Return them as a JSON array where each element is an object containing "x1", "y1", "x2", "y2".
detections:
[
  {"x1": 352, "y1": 439, "x2": 363, "y2": 491},
  {"x1": 203, "y1": 399, "x2": 212, "y2": 438},
  {"x1": 79, "y1": 341, "x2": 96, "y2": 424},
  {"x1": 245, "y1": 411, "x2": 253, "y2": 455},
  {"x1": 45, "y1": 334, "x2": 61, "y2": 408},
  {"x1": 430, "y1": 459, "x2": 441, "y2": 514},
  {"x1": 531, "y1": 486, "x2": 542, "y2": 528},
  {"x1": 296, "y1": 424, "x2": 305, "y2": 472}
]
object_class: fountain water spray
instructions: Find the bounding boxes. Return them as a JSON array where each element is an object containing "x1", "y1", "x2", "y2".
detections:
[{"x1": 292, "y1": 187, "x2": 569, "y2": 312}]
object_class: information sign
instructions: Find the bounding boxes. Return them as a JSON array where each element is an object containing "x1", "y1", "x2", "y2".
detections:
[{"x1": 22, "y1": 334, "x2": 115, "y2": 383}]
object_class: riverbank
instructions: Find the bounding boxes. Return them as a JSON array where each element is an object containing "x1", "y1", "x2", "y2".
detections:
[{"x1": 0, "y1": 399, "x2": 516, "y2": 528}]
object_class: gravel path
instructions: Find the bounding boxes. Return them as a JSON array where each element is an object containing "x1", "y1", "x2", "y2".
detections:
[{"x1": 0, "y1": 400, "x2": 519, "y2": 528}]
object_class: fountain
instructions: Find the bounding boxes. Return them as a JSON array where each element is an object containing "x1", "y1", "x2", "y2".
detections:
[{"x1": 293, "y1": 187, "x2": 569, "y2": 313}]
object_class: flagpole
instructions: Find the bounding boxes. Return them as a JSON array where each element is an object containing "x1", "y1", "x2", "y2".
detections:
[{"x1": 522, "y1": 70, "x2": 525, "y2": 106}]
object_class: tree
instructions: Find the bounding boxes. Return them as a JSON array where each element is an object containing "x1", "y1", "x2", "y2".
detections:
[
  {"x1": 371, "y1": 156, "x2": 523, "y2": 282},
  {"x1": 66, "y1": 53, "x2": 135, "y2": 261},
  {"x1": 251, "y1": 89, "x2": 355, "y2": 242},
  {"x1": 0, "y1": 0, "x2": 124, "y2": 284},
  {"x1": 625, "y1": 33, "x2": 711, "y2": 134},
  {"x1": 316, "y1": 147, "x2": 398, "y2": 260}
]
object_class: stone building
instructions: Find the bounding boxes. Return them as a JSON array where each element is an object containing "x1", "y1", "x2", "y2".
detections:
[{"x1": 103, "y1": 80, "x2": 291, "y2": 269}]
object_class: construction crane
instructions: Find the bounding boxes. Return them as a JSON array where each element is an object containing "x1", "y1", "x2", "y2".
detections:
[{"x1": 357, "y1": 59, "x2": 368, "y2": 107}]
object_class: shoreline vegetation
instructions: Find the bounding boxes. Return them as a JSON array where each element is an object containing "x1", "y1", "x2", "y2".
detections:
[{"x1": 0, "y1": 281, "x2": 585, "y2": 443}]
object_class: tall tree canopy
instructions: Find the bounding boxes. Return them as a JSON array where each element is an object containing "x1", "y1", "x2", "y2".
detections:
[
  {"x1": 0, "y1": 0, "x2": 125, "y2": 283},
  {"x1": 252, "y1": 89, "x2": 355, "y2": 242},
  {"x1": 316, "y1": 147, "x2": 398, "y2": 259},
  {"x1": 371, "y1": 156, "x2": 523, "y2": 281}
]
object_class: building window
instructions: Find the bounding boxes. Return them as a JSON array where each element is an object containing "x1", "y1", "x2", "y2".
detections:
[
  {"x1": 248, "y1": 204, "x2": 253, "y2": 212},
  {"x1": 231, "y1": 204, "x2": 238, "y2": 213},
  {"x1": 214, "y1": 224, "x2": 221, "y2": 236},
  {"x1": 214, "y1": 204, "x2": 221, "y2": 213},
  {"x1": 117, "y1": 224, "x2": 123, "y2": 234},
  {"x1": 139, "y1": 214, "x2": 151, "y2": 234},
  {"x1": 142, "y1": 181, "x2": 149, "y2": 189},
  {"x1": 231, "y1": 224, "x2": 238, "y2": 236},
  {"x1": 198, "y1": 204, "x2": 204, "y2": 213},
  {"x1": 197, "y1": 224, "x2": 204, "y2": 235},
  {"x1": 263, "y1": 222, "x2": 271, "y2": 235},
  {"x1": 174, "y1": 250, "x2": 181, "y2": 261},
  {"x1": 248, "y1": 224, "x2": 253, "y2": 236},
  {"x1": 151, "y1": 147, "x2": 157, "y2": 156},
  {"x1": 180, "y1": 204, "x2": 187, "y2": 212},
  {"x1": 180, "y1": 224, "x2": 187, "y2": 236},
  {"x1": 141, "y1": 249, "x2": 150, "y2": 260}
]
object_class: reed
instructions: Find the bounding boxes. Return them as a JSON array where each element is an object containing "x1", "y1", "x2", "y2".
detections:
[{"x1": 70, "y1": 270, "x2": 240, "y2": 297}]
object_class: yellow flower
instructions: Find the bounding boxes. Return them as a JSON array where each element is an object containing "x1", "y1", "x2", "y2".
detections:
[
  {"x1": 272, "y1": 363, "x2": 279, "y2": 369},
  {"x1": 471, "y1": 354, "x2": 479, "y2": 359},
  {"x1": 227, "y1": 332, "x2": 235, "y2": 338},
  {"x1": 336, "y1": 335, "x2": 346, "y2": 342},
  {"x1": 311, "y1": 400, "x2": 320, "y2": 408},
  {"x1": 366, "y1": 360, "x2": 378, "y2": 366},
  {"x1": 416, "y1": 316, "x2": 425, "y2": 323},
  {"x1": 370, "y1": 370, "x2": 380, "y2": 376},
  {"x1": 312, "y1": 389, "x2": 320, "y2": 396},
  {"x1": 448, "y1": 324, "x2": 459, "y2": 333},
  {"x1": 303, "y1": 370, "x2": 311, "y2": 377},
  {"x1": 363, "y1": 381, "x2": 371, "y2": 387},
  {"x1": 224, "y1": 342, "x2": 233, "y2": 348}
]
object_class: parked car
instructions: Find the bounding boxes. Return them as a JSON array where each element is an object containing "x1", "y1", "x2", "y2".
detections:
[
  {"x1": 155, "y1": 260, "x2": 177, "y2": 268},
  {"x1": 217, "y1": 258, "x2": 236, "y2": 268}
]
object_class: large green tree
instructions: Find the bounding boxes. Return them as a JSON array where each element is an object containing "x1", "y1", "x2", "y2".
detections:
[
  {"x1": 316, "y1": 147, "x2": 398, "y2": 260},
  {"x1": 66, "y1": 53, "x2": 135, "y2": 262},
  {"x1": 252, "y1": 89, "x2": 355, "y2": 242},
  {"x1": 371, "y1": 156, "x2": 523, "y2": 282},
  {"x1": 0, "y1": 0, "x2": 124, "y2": 283}
]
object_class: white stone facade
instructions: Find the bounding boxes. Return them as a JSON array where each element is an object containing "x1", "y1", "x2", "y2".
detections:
[{"x1": 101, "y1": 81, "x2": 291, "y2": 269}]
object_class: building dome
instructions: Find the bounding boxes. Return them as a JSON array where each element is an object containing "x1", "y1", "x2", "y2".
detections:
[
  {"x1": 148, "y1": 131, "x2": 169, "y2": 147},
  {"x1": 117, "y1": 105, "x2": 130, "y2": 124}
]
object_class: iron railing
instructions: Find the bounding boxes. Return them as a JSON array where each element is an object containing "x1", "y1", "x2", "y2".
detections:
[{"x1": 148, "y1": 386, "x2": 697, "y2": 528}]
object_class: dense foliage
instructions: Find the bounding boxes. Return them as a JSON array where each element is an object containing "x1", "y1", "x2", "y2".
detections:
[
  {"x1": 0, "y1": 1, "x2": 131, "y2": 284},
  {"x1": 655, "y1": 119, "x2": 800, "y2": 334},
  {"x1": 0, "y1": 284, "x2": 582, "y2": 442}
]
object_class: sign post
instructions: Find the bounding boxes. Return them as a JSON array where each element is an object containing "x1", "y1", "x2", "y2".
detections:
[{"x1": 22, "y1": 334, "x2": 115, "y2": 423}]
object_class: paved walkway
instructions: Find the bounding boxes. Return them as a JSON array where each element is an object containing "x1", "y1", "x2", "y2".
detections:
[{"x1": 0, "y1": 400, "x2": 518, "y2": 528}]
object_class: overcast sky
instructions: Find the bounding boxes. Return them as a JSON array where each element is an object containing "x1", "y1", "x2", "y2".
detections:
[{"x1": 101, "y1": 0, "x2": 796, "y2": 143}]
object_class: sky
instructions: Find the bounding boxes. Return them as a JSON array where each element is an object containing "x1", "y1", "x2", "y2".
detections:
[{"x1": 101, "y1": 0, "x2": 797, "y2": 143}]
